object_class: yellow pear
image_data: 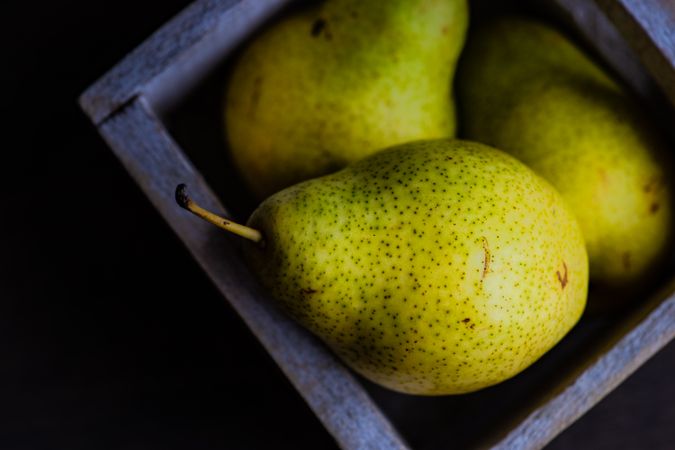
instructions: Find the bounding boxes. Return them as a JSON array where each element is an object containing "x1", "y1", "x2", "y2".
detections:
[
  {"x1": 177, "y1": 139, "x2": 588, "y2": 394},
  {"x1": 225, "y1": 0, "x2": 468, "y2": 198},
  {"x1": 458, "y1": 16, "x2": 672, "y2": 289}
]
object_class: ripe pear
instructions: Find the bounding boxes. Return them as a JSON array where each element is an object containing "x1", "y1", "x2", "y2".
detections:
[
  {"x1": 457, "y1": 17, "x2": 672, "y2": 289},
  {"x1": 177, "y1": 139, "x2": 588, "y2": 395},
  {"x1": 225, "y1": 0, "x2": 469, "y2": 198}
]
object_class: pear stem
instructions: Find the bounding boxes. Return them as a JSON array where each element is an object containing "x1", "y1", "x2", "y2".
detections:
[{"x1": 175, "y1": 184, "x2": 264, "y2": 245}]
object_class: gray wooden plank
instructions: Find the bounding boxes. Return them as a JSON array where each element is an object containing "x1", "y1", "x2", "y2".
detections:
[
  {"x1": 79, "y1": 0, "x2": 293, "y2": 125},
  {"x1": 97, "y1": 95, "x2": 410, "y2": 450},
  {"x1": 551, "y1": 0, "x2": 658, "y2": 100},
  {"x1": 491, "y1": 289, "x2": 675, "y2": 450},
  {"x1": 596, "y1": 0, "x2": 675, "y2": 107}
]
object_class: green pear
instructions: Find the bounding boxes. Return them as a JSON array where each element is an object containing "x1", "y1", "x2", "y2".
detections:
[
  {"x1": 177, "y1": 139, "x2": 588, "y2": 395},
  {"x1": 225, "y1": 0, "x2": 468, "y2": 198},
  {"x1": 457, "y1": 17, "x2": 672, "y2": 289}
]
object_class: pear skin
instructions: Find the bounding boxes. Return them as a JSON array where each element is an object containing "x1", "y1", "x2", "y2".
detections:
[
  {"x1": 243, "y1": 140, "x2": 588, "y2": 395},
  {"x1": 225, "y1": 0, "x2": 468, "y2": 198},
  {"x1": 457, "y1": 17, "x2": 672, "y2": 291}
]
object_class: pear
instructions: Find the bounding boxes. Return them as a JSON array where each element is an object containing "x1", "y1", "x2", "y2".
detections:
[
  {"x1": 457, "y1": 17, "x2": 672, "y2": 289},
  {"x1": 177, "y1": 139, "x2": 588, "y2": 395},
  {"x1": 225, "y1": 0, "x2": 468, "y2": 198}
]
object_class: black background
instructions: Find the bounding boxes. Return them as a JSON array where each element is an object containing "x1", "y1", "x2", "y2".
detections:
[{"x1": 3, "y1": 1, "x2": 674, "y2": 449}]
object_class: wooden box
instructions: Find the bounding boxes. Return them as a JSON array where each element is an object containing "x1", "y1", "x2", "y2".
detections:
[{"x1": 79, "y1": 0, "x2": 675, "y2": 448}]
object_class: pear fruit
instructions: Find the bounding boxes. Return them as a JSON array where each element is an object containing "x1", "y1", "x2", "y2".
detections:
[
  {"x1": 457, "y1": 17, "x2": 672, "y2": 289},
  {"x1": 225, "y1": 0, "x2": 468, "y2": 198},
  {"x1": 177, "y1": 139, "x2": 588, "y2": 395}
]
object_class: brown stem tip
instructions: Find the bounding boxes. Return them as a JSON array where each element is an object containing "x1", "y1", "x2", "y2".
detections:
[{"x1": 175, "y1": 183, "x2": 191, "y2": 209}]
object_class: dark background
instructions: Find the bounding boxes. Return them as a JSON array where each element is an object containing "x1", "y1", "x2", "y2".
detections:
[{"x1": 3, "y1": 1, "x2": 674, "y2": 449}]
